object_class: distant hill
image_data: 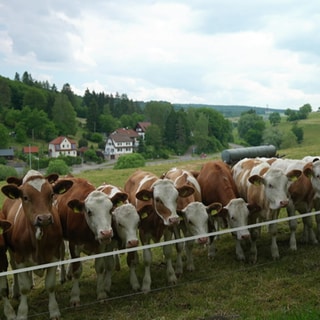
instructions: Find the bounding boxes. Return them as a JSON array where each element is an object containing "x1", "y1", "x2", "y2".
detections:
[{"x1": 172, "y1": 103, "x2": 286, "y2": 118}]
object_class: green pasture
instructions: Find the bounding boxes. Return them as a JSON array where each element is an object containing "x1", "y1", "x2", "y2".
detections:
[{"x1": 1, "y1": 113, "x2": 320, "y2": 319}]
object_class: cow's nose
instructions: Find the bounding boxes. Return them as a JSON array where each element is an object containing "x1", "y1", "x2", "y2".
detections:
[
  {"x1": 35, "y1": 214, "x2": 53, "y2": 226},
  {"x1": 169, "y1": 217, "x2": 180, "y2": 225},
  {"x1": 197, "y1": 237, "x2": 208, "y2": 244},
  {"x1": 280, "y1": 200, "x2": 289, "y2": 208},
  {"x1": 100, "y1": 229, "x2": 113, "y2": 239},
  {"x1": 127, "y1": 239, "x2": 139, "y2": 248}
]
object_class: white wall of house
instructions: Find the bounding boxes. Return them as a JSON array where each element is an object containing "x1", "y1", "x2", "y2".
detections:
[{"x1": 49, "y1": 137, "x2": 77, "y2": 158}]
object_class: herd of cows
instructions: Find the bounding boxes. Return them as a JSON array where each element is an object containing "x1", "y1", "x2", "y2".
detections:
[{"x1": 0, "y1": 155, "x2": 320, "y2": 320}]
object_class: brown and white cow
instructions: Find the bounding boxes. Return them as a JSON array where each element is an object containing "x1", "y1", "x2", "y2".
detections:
[
  {"x1": 270, "y1": 158, "x2": 319, "y2": 245},
  {"x1": 162, "y1": 167, "x2": 222, "y2": 272},
  {"x1": 196, "y1": 160, "x2": 260, "y2": 261},
  {"x1": 1, "y1": 170, "x2": 73, "y2": 320},
  {"x1": 54, "y1": 177, "x2": 114, "y2": 306},
  {"x1": 232, "y1": 158, "x2": 301, "y2": 262},
  {"x1": 124, "y1": 170, "x2": 194, "y2": 293},
  {"x1": 0, "y1": 217, "x2": 15, "y2": 320},
  {"x1": 302, "y1": 156, "x2": 320, "y2": 240},
  {"x1": 96, "y1": 183, "x2": 140, "y2": 291}
]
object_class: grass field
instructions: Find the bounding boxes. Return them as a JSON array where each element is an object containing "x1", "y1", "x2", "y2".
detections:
[{"x1": 1, "y1": 112, "x2": 320, "y2": 319}]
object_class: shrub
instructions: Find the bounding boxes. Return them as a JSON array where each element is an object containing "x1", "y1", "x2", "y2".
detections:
[
  {"x1": 114, "y1": 153, "x2": 145, "y2": 169},
  {"x1": 0, "y1": 164, "x2": 18, "y2": 181},
  {"x1": 46, "y1": 159, "x2": 70, "y2": 175}
]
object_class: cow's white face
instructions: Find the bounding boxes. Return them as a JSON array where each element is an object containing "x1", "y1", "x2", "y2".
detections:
[
  {"x1": 152, "y1": 179, "x2": 180, "y2": 226},
  {"x1": 181, "y1": 202, "x2": 208, "y2": 244},
  {"x1": 257, "y1": 169, "x2": 290, "y2": 210},
  {"x1": 84, "y1": 191, "x2": 113, "y2": 242},
  {"x1": 224, "y1": 198, "x2": 250, "y2": 240},
  {"x1": 112, "y1": 203, "x2": 140, "y2": 248}
]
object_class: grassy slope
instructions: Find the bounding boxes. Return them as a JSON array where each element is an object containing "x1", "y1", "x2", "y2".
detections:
[{"x1": 2, "y1": 113, "x2": 320, "y2": 320}]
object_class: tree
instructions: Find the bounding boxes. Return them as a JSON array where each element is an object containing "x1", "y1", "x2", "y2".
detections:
[
  {"x1": 23, "y1": 87, "x2": 47, "y2": 110},
  {"x1": 238, "y1": 110, "x2": 266, "y2": 146},
  {"x1": 269, "y1": 112, "x2": 281, "y2": 126},
  {"x1": 145, "y1": 124, "x2": 162, "y2": 149},
  {"x1": 52, "y1": 94, "x2": 77, "y2": 135},
  {"x1": 114, "y1": 153, "x2": 145, "y2": 169},
  {"x1": 46, "y1": 159, "x2": 70, "y2": 175},
  {"x1": 291, "y1": 124, "x2": 304, "y2": 144},
  {"x1": 0, "y1": 124, "x2": 9, "y2": 148},
  {"x1": 262, "y1": 127, "x2": 283, "y2": 148}
]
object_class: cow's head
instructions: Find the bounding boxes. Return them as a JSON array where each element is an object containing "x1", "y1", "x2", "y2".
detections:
[
  {"x1": 68, "y1": 190, "x2": 114, "y2": 243},
  {"x1": 112, "y1": 203, "x2": 140, "y2": 248},
  {"x1": 304, "y1": 160, "x2": 320, "y2": 197},
  {"x1": 179, "y1": 201, "x2": 209, "y2": 244},
  {"x1": 2, "y1": 174, "x2": 73, "y2": 230},
  {"x1": 248, "y1": 168, "x2": 301, "y2": 210},
  {"x1": 219, "y1": 198, "x2": 260, "y2": 240},
  {"x1": 136, "y1": 179, "x2": 194, "y2": 226}
]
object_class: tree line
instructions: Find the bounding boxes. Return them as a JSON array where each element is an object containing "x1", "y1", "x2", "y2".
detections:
[{"x1": 0, "y1": 72, "x2": 233, "y2": 158}]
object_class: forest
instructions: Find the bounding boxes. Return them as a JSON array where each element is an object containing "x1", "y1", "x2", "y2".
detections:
[{"x1": 0, "y1": 71, "x2": 313, "y2": 166}]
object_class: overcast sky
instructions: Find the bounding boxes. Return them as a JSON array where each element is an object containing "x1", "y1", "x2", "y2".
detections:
[{"x1": 1, "y1": 0, "x2": 319, "y2": 110}]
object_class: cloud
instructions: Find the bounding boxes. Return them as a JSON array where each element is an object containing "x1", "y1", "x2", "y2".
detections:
[{"x1": 0, "y1": 0, "x2": 319, "y2": 110}]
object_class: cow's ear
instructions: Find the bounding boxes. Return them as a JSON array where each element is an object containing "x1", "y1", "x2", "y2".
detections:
[
  {"x1": 207, "y1": 202, "x2": 222, "y2": 215},
  {"x1": 1, "y1": 185, "x2": 21, "y2": 199},
  {"x1": 53, "y1": 180, "x2": 73, "y2": 195},
  {"x1": 68, "y1": 199, "x2": 85, "y2": 213},
  {"x1": 177, "y1": 185, "x2": 194, "y2": 198},
  {"x1": 248, "y1": 175, "x2": 264, "y2": 186},
  {"x1": 46, "y1": 174, "x2": 59, "y2": 184},
  {"x1": 287, "y1": 169, "x2": 302, "y2": 182},
  {"x1": 0, "y1": 219, "x2": 12, "y2": 233},
  {"x1": 6, "y1": 176, "x2": 23, "y2": 186},
  {"x1": 110, "y1": 192, "x2": 128, "y2": 207},
  {"x1": 247, "y1": 203, "x2": 261, "y2": 214},
  {"x1": 303, "y1": 167, "x2": 313, "y2": 179},
  {"x1": 136, "y1": 189, "x2": 153, "y2": 201}
]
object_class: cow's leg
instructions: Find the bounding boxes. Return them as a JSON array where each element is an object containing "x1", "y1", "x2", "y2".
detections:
[
  {"x1": 0, "y1": 275, "x2": 16, "y2": 320},
  {"x1": 172, "y1": 225, "x2": 184, "y2": 275},
  {"x1": 104, "y1": 254, "x2": 115, "y2": 295},
  {"x1": 286, "y1": 204, "x2": 297, "y2": 251},
  {"x1": 249, "y1": 227, "x2": 260, "y2": 264},
  {"x1": 185, "y1": 239, "x2": 195, "y2": 271},
  {"x1": 302, "y1": 215, "x2": 318, "y2": 244},
  {"x1": 59, "y1": 240, "x2": 67, "y2": 284},
  {"x1": 163, "y1": 228, "x2": 177, "y2": 286},
  {"x1": 45, "y1": 266, "x2": 61, "y2": 320},
  {"x1": 127, "y1": 252, "x2": 140, "y2": 291},
  {"x1": 316, "y1": 213, "x2": 320, "y2": 241},
  {"x1": 269, "y1": 222, "x2": 279, "y2": 260},
  {"x1": 141, "y1": 246, "x2": 152, "y2": 293},
  {"x1": 94, "y1": 257, "x2": 108, "y2": 300},
  {"x1": 16, "y1": 271, "x2": 32, "y2": 320},
  {"x1": 68, "y1": 244, "x2": 82, "y2": 307},
  {"x1": 235, "y1": 239, "x2": 245, "y2": 261}
]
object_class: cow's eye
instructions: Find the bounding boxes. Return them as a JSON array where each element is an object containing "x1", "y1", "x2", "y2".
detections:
[
  {"x1": 23, "y1": 195, "x2": 29, "y2": 202},
  {"x1": 188, "y1": 220, "x2": 194, "y2": 226},
  {"x1": 87, "y1": 210, "x2": 92, "y2": 217},
  {"x1": 155, "y1": 197, "x2": 162, "y2": 204},
  {"x1": 117, "y1": 223, "x2": 123, "y2": 228},
  {"x1": 268, "y1": 184, "x2": 273, "y2": 189}
]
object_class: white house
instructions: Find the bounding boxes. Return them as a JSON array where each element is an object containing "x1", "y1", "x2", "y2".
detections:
[
  {"x1": 48, "y1": 136, "x2": 77, "y2": 158},
  {"x1": 104, "y1": 128, "x2": 139, "y2": 160},
  {"x1": 135, "y1": 121, "x2": 151, "y2": 140}
]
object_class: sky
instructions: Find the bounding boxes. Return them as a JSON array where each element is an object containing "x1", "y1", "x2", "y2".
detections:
[{"x1": 1, "y1": 0, "x2": 319, "y2": 110}]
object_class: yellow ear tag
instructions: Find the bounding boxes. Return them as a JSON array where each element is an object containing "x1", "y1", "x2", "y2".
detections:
[
  {"x1": 253, "y1": 180, "x2": 260, "y2": 186},
  {"x1": 58, "y1": 188, "x2": 66, "y2": 194},
  {"x1": 9, "y1": 193, "x2": 15, "y2": 199},
  {"x1": 73, "y1": 207, "x2": 81, "y2": 214},
  {"x1": 141, "y1": 212, "x2": 148, "y2": 219},
  {"x1": 211, "y1": 210, "x2": 217, "y2": 215},
  {"x1": 142, "y1": 195, "x2": 149, "y2": 201},
  {"x1": 117, "y1": 201, "x2": 123, "y2": 207},
  {"x1": 0, "y1": 227, "x2": 3, "y2": 234},
  {"x1": 179, "y1": 216, "x2": 184, "y2": 221}
]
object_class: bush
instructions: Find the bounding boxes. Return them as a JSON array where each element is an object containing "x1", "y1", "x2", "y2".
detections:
[
  {"x1": 0, "y1": 165, "x2": 18, "y2": 181},
  {"x1": 114, "y1": 153, "x2": 145, "y2": 169},
  {"x1": 46, "y1": 159, "x2": 70, "y2": 175}
]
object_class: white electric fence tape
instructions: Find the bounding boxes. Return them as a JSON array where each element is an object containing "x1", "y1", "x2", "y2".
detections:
[{"x1": 1, "y1": 210, "x2": 319, "y2": 277}]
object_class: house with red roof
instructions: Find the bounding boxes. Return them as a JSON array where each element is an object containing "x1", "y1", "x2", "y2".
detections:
[
  {"x1": 104, "y1": 128, "x2": 140, "y2": 160},
  {"x1": 135, "y1": 122, "x2": 151, "y2": 140},
  {"x1": 48, "y1": 136, "x2": 77, "y2": 158}
]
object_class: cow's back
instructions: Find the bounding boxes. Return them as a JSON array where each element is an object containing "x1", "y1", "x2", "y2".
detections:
[{"x1": 197, "y1": 160, "x2": 238, "y2": 206}]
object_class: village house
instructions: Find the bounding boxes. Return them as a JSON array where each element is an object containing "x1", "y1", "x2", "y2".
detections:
[
  {"x1": 135, "y1": 121, "x2": 151, "y2": 140},
  {"x1": 48, "y1": 136, "x2": 77, "y2": 158},
  {"x1": 104, "y1": 128, "x2": 140, "y2": 160}
]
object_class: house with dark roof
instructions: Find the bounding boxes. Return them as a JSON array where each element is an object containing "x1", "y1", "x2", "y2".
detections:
[
  {"x1": 135, "y1": 121, "x2": 151, "y2": 140},
  {"x1": 104, "y1": 128, "x2": 139, "y2": 160},
  {"x1": 0, "y1": 149, "x2": 14, "y2": 160},
  {"x1": 48, "y1": 136, "x2": 77, "y2": 158}
]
